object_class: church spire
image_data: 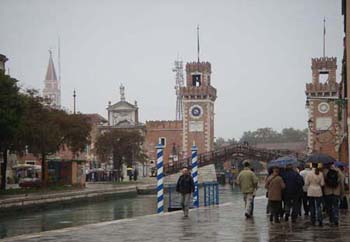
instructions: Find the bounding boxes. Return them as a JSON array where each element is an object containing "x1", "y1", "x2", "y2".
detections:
[
  {"x1": 43, "y1": 50, "x2": 61, "y2": 108},
  {"x1": 45, "y1": 50, "x2": 58, "y2": 81}
]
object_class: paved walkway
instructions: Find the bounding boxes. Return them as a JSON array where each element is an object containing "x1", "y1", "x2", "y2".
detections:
[{"x1": 3, "y1": 196, "x2": 350, "y2": 242}]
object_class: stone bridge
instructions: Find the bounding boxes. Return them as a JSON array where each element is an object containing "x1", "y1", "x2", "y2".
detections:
[{"x1": 163, "y1": 144, "x2": 306, "y2": 176}]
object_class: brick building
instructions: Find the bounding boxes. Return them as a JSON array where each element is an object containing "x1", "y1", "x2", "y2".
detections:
[
  {"x1": 305, "y1": 57, "x2": 347, "y2": 160},
  {"x1": 145, "y1": 61, "x2": 217, "y2": 165}
]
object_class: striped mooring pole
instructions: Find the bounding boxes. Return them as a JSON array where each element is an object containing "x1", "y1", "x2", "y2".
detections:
[
  {"x1": 156, "y1": 144, "x2": 164, "y2": 214},
  {"x1": 191, "y1": 144, "x2": 199, "y2": 208}
]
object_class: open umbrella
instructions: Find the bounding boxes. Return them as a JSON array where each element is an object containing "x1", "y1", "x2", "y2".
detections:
[
  {"x1": 305, "y1": 153, "x2": 336, "y2": 164},
  {"x1": 334, "y1": 161, "x2": 348, "y2": 168},
  {"x1": 268, "y1": 156, "x2": 298, "y2": 168}
]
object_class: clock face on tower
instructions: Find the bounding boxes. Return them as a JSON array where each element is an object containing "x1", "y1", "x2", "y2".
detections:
[
  {"x1": 318, "y1": 102, "x2": 330, "y2": 114},
  {"x1": 189, "y1": 105, "x2": 203, "y2": 119}
]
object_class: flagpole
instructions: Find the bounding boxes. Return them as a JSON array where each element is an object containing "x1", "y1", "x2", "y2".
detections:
[
  {"x1": 323, "y1": 17, "x2": 326, "y2": 58},
  {"x1": 197, "y1": 25, "x2": 200, "y2": 63}
]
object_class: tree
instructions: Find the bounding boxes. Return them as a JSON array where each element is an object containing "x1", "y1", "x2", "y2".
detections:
[
  {"x1": 95, "y1": 129, "x2": 146, "y2": 181},
  {"x1": 281, "y1": 128, "x2": 307, "y2": 142},
  {"x1": 214, "y1": 137, "x2": 226, "y2": 149},
  {"x1": 18, "y1": 90, "x2": 91, "y2": 185},
  {"x1": 240, "y1": 131, "x2": 256, "y2": 145},
  {"x1": 254, "y1": 128, "x2": 280, "y2": 143},
  {"x1": 59, "y1": 113, "x2": 92, "y2": 157},
  {"x1": 239, "y1": 127, "x2": 308, "y2": 144},
  {"x1": 0, "y1": 70, "x2": 25, "y2": 190}
]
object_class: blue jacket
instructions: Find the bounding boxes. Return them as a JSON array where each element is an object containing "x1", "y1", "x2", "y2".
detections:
[{"x1": 281, "y1": 170, "x2": 304, "y2": 198}]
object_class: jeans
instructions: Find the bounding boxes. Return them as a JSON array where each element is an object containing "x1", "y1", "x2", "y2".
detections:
[
  {"x1": 324, "y1": 195, "x2": 340, "y2": 224},
  {"x1": 243, "y1": 193, "x2": 254, "y2": 216},
  {"x1": 302, "y1": 192, "x2": 309, "y2": 215},
  {"x1": 181, "y1": 193, "x2": 192, "y2": 216},
  {"x1": 284, "y1": 195, "x2": 301, "y2": 220},
  {"x1": 250, "y1": 196, "x2": 255, "y2": 215},
  {"x1": 309, "y1": 197, "x2": 323, "y2": 224}
]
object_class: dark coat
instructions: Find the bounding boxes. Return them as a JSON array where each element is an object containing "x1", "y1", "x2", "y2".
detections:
[
  {"x1": 176, "y1": 174, "x2": 195, "y2": 194},
  {"x1": 281, "y1": 170, "x2": 304, "y2": 198}
]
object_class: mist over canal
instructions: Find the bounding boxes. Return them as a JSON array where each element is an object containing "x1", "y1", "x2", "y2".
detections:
[{"x1": 0, "y1": 185, "x2": 248, "y2": 239}]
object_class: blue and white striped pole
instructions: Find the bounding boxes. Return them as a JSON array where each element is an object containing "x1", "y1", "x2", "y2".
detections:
[
  {"x1": 191, "y1": 144, "x2": 199, "y2": 208},
  {"x1": 156, "y1": 144, "x2": 164, "y2": 214}
]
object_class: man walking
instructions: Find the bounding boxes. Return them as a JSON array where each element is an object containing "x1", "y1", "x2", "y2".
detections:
[
  {"x1": 323, "y1": 163, "x2": 344, "y2": 226},
  {"x1": 176, "y1": 168, "x2": 195, "y2": 218},
  {"x1": 236, "y1": 160, "x2": 258, "y2": 218},
  {"x1": 281, "y1": 164, "x2": 304, "y2": 222}
]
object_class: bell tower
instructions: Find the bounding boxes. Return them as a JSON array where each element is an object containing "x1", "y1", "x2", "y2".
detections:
[
  {"x1": 305, "y1": 57, "x2": 340, "y2": 158},
  {"x1": 180, "y1": 61, "x2": 217, "y2": 157}
]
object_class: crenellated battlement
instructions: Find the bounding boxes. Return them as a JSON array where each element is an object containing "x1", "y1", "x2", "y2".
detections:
[
  {"x1": 146, "y1": 120, "x2": 183, "y2": 129},
  {"x1": 311, "y1": 57, "x2": 337, "y2": 69},
  {"x1": 186, "y1": 62, "x2": 211, "y2": 73},
  {"x1": 180, "y1": 86, "x2": 217, "y2": 101},
  {"x1": 305, "y1": 82, "x2": 339, "y2": 94}
]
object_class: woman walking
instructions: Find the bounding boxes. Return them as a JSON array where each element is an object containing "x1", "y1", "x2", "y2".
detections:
[
  {"x1": 305, "y1": 163, "x2": 325, "y2": 226},
  {"x1": 265, "y1": 167, "x2": 285, "y2": 223}
]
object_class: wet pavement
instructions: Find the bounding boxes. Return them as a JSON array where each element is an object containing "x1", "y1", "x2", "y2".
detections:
[{"x1": 4, "y1": 195, "x2": 350, "y2": 242}]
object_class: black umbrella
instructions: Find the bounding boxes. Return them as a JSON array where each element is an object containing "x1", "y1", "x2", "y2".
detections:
[{"x1": 305, "y1": 153, "x2": 336, "y2": 164}]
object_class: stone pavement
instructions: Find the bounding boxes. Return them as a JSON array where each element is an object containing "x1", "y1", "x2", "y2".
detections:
[{"x1": 3, "y1": 196, "x2": 350, "y2": 242}]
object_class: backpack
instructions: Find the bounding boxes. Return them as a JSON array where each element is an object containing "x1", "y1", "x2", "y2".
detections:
[{"x1": 325, "y1": 169, "x2": 339, "y2": 188}]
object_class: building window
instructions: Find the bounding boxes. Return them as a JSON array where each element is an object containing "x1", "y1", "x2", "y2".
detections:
[
  {"x1": 159, "y1": 137, "x2": 166, "y2": 147},
  {"x1": 192, "y1": 74, "x2": 201, "y2": 87},
  {"x1": 319, "y1": 72, "x2": 329, "y2": 83}
]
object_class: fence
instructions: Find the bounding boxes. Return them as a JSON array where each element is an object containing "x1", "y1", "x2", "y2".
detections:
[{"x1": 167, "y1": 182, "x2": 219, "y2": 211}]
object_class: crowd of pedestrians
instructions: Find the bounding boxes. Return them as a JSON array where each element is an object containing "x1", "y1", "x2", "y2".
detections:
[{"x1": 237, "y1": 160, "x2": 348, "y2": 226}]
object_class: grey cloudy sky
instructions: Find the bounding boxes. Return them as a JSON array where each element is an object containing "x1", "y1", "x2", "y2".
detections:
[{"x1": 0, "y1": 0, "x2": 344, "y2": 139}]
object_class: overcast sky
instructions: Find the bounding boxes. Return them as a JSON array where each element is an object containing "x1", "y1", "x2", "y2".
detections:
[{"x1": 0, "y1": 0, "x2": 344, "y2": 139}]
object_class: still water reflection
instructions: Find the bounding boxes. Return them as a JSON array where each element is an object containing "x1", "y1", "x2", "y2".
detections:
[{"x1": 0, "y1": 185, "x2": 242, "y2": 239}]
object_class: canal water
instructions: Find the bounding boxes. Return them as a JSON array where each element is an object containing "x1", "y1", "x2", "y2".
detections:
[{"x1": 0, "y1": 185, "x2": 251, "y2": 239}]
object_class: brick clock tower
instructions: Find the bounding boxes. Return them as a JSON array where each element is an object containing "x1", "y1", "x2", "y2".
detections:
[
  {"x1": 180, "y1": 62, "x2": 217, "y2": 158},
  {"x1": 305, "y1": 57, "x2": 341, "y2": 158}
]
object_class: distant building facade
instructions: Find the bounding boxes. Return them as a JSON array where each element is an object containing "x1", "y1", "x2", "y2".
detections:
[
  {"x1": 98, "y1": 85, "x2": 145, "y2": 173},
  {"x1": 106, "y1": 84, "x2": 140, "y2": 128}
]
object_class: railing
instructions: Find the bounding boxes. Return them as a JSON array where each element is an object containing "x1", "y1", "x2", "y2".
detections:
[
  {"x1": 167, "y1": 183, "x2": 193, "y2": 212},
  {"x1": 203, "y1": 182, "x2": 219, "y2": 206},
  {"x1": 167, "y1": 182, "x2": 220, "y2": 211}
]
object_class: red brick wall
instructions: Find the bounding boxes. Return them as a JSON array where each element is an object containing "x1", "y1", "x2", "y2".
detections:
[{"x1": 145, "y1": 121, "x2": 183, "y2": 165}]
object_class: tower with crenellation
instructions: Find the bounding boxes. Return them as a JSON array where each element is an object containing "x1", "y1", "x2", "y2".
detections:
[
  {"x1": 180, "y1": 62, "x2": 217, "y2": 158},
  {"x1": 305, "y1": 57, "x2": 342, "y2": 159}
]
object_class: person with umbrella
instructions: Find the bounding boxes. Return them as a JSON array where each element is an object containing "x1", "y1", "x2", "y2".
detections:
[
  {"x1": 299, "y1": 163, "x2": 312, "y2": 216},
  {"x1": 322, "y1": 162, "x2": 344, "y2": 226},
  {"x1": 265, "y1": 166, "x2": 285, "y2": 223},
  {"x1": 336, "y1": 163, "x2": 349, "y2": 211},
  {"x1": 280, "y1": 163, "x2": 304, "y2": 223},
  {"x1": 305, "y1": 163, "x2": 325, "y2": 226}
]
